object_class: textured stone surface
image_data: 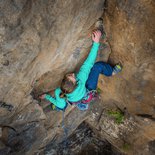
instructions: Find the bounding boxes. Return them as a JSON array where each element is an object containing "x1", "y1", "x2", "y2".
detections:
[
  {"x1": 44, "y1": 122, "x2": 122, "y2": 155},
  {"x1": 100, "y1": 0, "x2": 155, "y2": 115},
  {"x1": 0, "y1": 0, "x2": 155, "y2": 154},
  {"x1": 0, "y1": 0, "x2": 105, "y2": 154},
  {"x1": 98, "y1": 0, "x2": 155, "y2": 153}
]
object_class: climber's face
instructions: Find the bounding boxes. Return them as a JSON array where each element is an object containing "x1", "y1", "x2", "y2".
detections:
[{"x1": 67, "y1": 73, "x2": 76, "y2": 84}]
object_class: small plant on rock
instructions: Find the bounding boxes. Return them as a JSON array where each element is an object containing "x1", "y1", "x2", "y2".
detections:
[
  {"x1": 107, "y1": 109, "x2": 124, "y2": 124},
  {"x1": 122, "y1": 142, "x2": 131, "y2": 152},
  {"x1": 97, "y1": 87, "x2": 102, "y2": 94}
]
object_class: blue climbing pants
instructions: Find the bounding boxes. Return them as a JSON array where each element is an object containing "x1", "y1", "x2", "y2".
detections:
[{"x1": 86, "y1": 61, "x2": 113, "y2": 90}]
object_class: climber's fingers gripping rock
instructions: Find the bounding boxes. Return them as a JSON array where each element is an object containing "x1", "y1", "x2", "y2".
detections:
[
  {"x1": 92, "y1": 30, "x2": 102, "y2": 43},
  {"x1": 39, "y1": 94, "x2": 46, "y2": 99}
]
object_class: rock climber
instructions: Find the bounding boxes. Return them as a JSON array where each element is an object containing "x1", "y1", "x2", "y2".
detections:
[{"x1": 39, "y1": 25, "x2": 122, "y2": 111}]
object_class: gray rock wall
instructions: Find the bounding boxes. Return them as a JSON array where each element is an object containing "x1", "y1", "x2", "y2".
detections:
[
  {"x1": 0, "y1": 0, "x2": 105, "y2": 154},
  {"x1": 0, "y1": 0, "x2": 155, "y2": 154},
  {"x1": 0, "y1": 0, "x2": 104, "y2": 117},
  {"x1": 100, "y1": 0, "x2": 155, "y2": 115}
]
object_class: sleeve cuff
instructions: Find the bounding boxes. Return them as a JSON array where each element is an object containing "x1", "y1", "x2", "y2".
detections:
[
  {"x1": 93, "y1": 42, "x2": 100, "y2": 47},
  {"x1": 45, "y1": 94, "x2": 51, "y2": 100}
]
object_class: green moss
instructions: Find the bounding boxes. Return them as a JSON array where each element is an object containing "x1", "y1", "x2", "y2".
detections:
[
  {"x1": 122, "y1": 143, "x2": 131, "y2": 151},
  {"x1": 107, "y1": 110, "x2": 124, "y2": 124},
  {"x1": 97, "y1": 87, "x2": 102, "y2": 94}
]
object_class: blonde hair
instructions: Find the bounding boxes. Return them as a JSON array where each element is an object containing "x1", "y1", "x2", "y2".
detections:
[{"x1": 60, "y1": 74, "x2": 76, "y2": 98}]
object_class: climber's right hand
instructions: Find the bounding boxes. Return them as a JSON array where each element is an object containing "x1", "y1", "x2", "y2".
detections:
[{"x1": 92, "y1": 30, "x2": 102, "y2": 43}]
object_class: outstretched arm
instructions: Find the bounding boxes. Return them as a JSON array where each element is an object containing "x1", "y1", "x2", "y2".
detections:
[
  {"x1": 39, "y1": 88, "x2": 63, "y2": 108},
  {"x1": 39, "y1": 92, "x2": 57, "y2": 106},
  {"x1": 76, "y1": 30, "x2": 101, "y2": 82},
  {"x1": 44, "y1": 94, "x2": 57, "y2": 105}
]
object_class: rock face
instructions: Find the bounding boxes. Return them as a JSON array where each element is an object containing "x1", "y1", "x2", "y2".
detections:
[
  {"x1": 0, "y1": 0, "x2": 104, "y2": 109},
  {"x1": 44, "y1": 122, "x2": 122, "y2": 155},
  {"x1": 98, "y1": 0, "x2": 155, "y2": 154},
  {"x1": 0, "y1": 0, "x2": 105, "y2": 154},
  {"x1": 0, "y1": 0, "x2": 155, "y2": 154},
  {"x1": 101, "y1": 0, "x2": 155, "y2": 116}
]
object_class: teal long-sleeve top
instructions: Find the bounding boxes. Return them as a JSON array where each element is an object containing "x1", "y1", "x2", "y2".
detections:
[{"x1": 45, "y1": 42, "x2": 100, "y2": 109}]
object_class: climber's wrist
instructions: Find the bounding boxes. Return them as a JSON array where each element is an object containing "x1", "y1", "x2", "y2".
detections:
[{"x1": 39, "y1": 94, "x2": 46, "y2": 99}]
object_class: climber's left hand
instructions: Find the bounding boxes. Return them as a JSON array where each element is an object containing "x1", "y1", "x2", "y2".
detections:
[{"x1": 39, "y1": 94, "x2": 46, "y2": 99}]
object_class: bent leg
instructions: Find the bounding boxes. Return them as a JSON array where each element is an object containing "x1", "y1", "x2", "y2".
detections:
[{"x1": 86, "y1": 61, "x2": 113, "y2": 90}]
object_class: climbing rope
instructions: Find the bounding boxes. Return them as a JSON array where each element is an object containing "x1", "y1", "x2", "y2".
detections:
[{"x1": 61, "y1": 110, "x2": 68, "y2": 149}]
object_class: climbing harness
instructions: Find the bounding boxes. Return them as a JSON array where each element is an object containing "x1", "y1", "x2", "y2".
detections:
[
  {"x1": 67, "y1": 90, "x2": 98, "y2": 111},
  {"x1": 113, "y1": 64, "x2": 122, "y2": 74}
]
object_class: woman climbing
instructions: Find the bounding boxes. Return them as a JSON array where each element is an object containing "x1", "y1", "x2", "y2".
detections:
[{"x1": 39, "y1": 28, "x2": 122, "y2": 111}]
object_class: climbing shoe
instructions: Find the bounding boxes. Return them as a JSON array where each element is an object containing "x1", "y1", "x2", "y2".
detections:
[
  {"x1": 43, "y1": 104, "x2": 56, "y2": 113},
  {"x1": 113, "y1": 64, "x2": 122, "y2": 75},
  {"x1": 51, "y1": 104, "x2": 56, "y2": 110}
]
